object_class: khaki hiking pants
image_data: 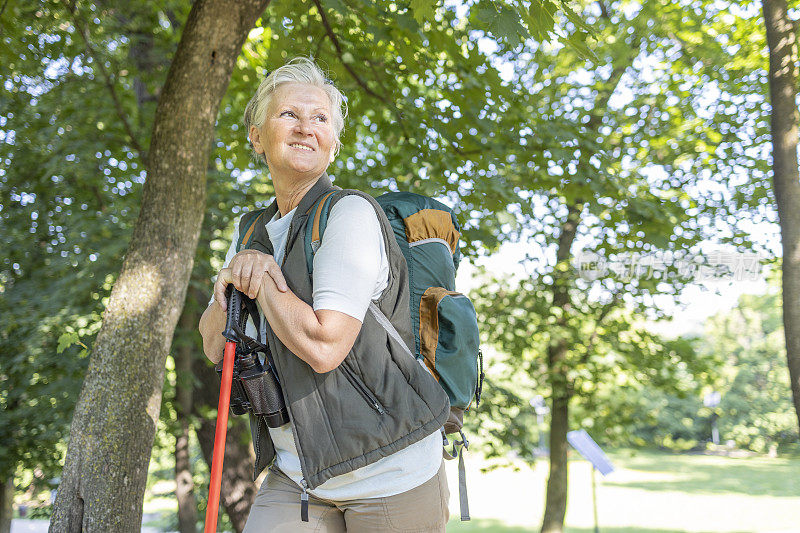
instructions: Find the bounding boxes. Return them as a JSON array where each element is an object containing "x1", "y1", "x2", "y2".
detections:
[{"x1": 242, "y1": 460, "x2": 450, "y2": 532}]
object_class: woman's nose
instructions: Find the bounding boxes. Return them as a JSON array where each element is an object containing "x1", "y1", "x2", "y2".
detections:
[{"x1": 294, "y1": 117, "x2": 313, "y2": 135}]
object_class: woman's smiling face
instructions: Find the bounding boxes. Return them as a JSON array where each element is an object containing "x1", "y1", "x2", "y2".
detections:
[{"x1": 250, "y1": 82, "x2": 335, "y2": 178}]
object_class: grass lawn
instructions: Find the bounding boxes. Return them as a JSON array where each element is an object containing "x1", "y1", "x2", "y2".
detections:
[
  {"x1": 443, "y1": 449, "x2": 800, "y2": 533},
  {"x1": 141, "y1": 449, "x2": 800, "y2": 532}
]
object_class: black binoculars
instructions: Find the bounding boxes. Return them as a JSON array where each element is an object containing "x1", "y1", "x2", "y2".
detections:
[{"x1": 215, "y1": 285, "x2": 290, "y2": 428}]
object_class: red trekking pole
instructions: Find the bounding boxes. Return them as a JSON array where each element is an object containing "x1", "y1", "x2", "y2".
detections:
[{"x1": 204, "y1": 285, "x2": 242, "y2": 533}]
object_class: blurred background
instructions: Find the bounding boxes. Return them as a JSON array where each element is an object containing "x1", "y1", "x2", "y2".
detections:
[{"x1": 1, "y1": 0, "x2": 799, "y2": 532}]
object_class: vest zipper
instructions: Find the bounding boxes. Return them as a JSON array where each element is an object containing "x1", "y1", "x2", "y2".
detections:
[
  {"x1": 277, "y1": 197, "x2": 345, "y2": 522},
  {"x1": 340, "y1": 364, "x2": 387, "y2": 414},
  {"x1": 272, "y1": 356, "x2": 313, "y2": 522},
  {"x1": 258, "y1": 287, "x2": 312, "y2": 520}
]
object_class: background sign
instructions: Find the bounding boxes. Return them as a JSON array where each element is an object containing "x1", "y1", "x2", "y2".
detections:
[
  {"x1": 567, "y1": 429, "x2": 614, "y2": 476},
  {"x1": 704, "y1": 391, "x2": 722, "y2": 407}
]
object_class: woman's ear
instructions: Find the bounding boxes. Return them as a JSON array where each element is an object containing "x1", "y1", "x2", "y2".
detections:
[{"x1": 250, "y1": 125, "x2": 264, "y2": 154}]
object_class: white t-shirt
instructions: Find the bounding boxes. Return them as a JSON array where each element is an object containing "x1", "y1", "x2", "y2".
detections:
[{"x1": 212, "y1": 194, "x2": 441, "y2": 499}]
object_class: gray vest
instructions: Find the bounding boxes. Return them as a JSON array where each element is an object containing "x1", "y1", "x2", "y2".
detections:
[{"x1": 243, "y1": 173, "x2": 450, "y2": 489}]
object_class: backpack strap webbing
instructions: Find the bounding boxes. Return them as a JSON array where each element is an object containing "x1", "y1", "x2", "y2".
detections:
[
  {"x1": 371, "y1": 297, "x2": 472, "y2": 522},
  {"x1": 237, "y1": 187, "x2": 335, "y2": 256},
  {"x1": 442, "y1": 429, "x2": 471, "y2": 521},
  {"x1": 304, "y1": 191, "x2": 338, "y2": 275},
  {"x1": 312, "y1": 191, "x2": 337, "y2": 243},
  {"x1": 237, "y1": 209, "x2": 269, "y2": 252}
]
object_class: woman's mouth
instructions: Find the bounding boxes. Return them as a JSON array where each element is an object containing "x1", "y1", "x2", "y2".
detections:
[{"x1": 289, "y1": 143, "x2": 314, "y2": 151}]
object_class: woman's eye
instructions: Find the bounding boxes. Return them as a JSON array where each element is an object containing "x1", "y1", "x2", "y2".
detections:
[
  {"x1": 316, "y1": 115, "x2": 328, "y2": 123},
  {"x1": 280, "y1": 110, "x2": 296, "y2": 118}
]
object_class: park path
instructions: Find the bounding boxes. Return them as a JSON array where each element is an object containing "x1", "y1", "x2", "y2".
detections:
[{"x1": 11, "y1": 513, "x2": 163, "y2": 533}]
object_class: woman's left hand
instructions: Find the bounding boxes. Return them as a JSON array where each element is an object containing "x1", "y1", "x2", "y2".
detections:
[{"x1": 213, "y1": 250, "x2": 289, "y2": 310}]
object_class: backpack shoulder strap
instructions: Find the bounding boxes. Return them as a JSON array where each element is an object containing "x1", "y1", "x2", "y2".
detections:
[
  {"x1": 303, "y1": 190, "x2": 340, "y2": 275},
  {"x1": 303, "y1": 189, "x2": 388, "y2": 275},
  {"x1": 237, "y1": 208, "x2": 269, "y2": 251}
]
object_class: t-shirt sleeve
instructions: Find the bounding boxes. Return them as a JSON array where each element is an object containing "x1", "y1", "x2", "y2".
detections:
[
  {"x1": 312, "y1": 195, "x2": 386, "y2": 322},
  {"x1": 208, "y1": 222, "x2": 240, "y2": 307}
]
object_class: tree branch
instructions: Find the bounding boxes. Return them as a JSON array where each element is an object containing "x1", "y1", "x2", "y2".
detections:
[
  {"x1": 310, "y1": 0, "x2": 411, "y2": 140},
  {"x1": 64, "y1": 0, "x2": 146, "y2": 159},
  {"x1": 583, "y1": 1, "x2": 645, "y2": 131},
  {"x1": 597, "y1": 0, "x2": 610, "y2": 21}
]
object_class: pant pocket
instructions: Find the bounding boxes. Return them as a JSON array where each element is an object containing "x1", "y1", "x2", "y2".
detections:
[
  {"x1": 382, "y1": 471, "x2": 445, "y2": 532},
  {"x1": 437, "y1": 462, "x2": 450, "y2": 523}
]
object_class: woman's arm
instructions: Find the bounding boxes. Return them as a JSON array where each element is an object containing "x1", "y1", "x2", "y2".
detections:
[
  {"x1": 198, "y1": 243, "x2": 291, "y2": 364},
  {"x1": 212, "y1": 264, "x2": 361, "y2": 373},
  {"x1": 257, "y1": 273, "x2": 362, "y2": 373},
  {"x1": 253, "y1": 196, "x2": 387, "y2": 373},
  {"x1": 198, "y1": 302, "x2": 227, "y2": 364}
]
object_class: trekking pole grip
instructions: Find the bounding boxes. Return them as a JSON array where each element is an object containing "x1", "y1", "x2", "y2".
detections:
[{"x1": 223, "y1": 284, "x2": 243, "y2": 342}]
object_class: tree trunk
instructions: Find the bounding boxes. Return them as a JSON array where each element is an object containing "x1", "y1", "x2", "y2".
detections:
[
  {"x1": 175, "y1": 423, "x2": 196, "y2": 533},
  {"x1": 0, "y1": 478, "x2": 12, "y2": 533},
  {"x1": 50, "y1": 1, "x2": 270, "y2": 531},
  {"x1": 536, "y1": 8, "x2": 642, "y2": 528},
  {"x1": 763, "y1": 0, "x2": 800, "y2": 434},
  {"x1": 540, "y1": 199, "x2": 583, "y2": 533},
  {"x1": 192, "y1": 357, "x2": 257, "y2": 533},
  {"x1": 175, "y1": 307, "x2": 198, "y2": 533},
  {"x1": 541, "y1": 379, "x2": 569, "y2": 533}
]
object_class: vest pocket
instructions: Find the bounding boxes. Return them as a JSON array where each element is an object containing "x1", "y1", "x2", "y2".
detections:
[{"x1": 339, "y1": 363, "x2": 387, "y2": 414}]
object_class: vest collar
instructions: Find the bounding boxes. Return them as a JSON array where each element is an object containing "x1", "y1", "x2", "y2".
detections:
[{"x1": 248, "y1": 172, "x2": 338, "y2": 259}]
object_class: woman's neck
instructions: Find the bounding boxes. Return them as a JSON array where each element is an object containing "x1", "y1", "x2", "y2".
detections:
[{"x1": 271, "y1": 172, "x2": 322, "y2": 217}]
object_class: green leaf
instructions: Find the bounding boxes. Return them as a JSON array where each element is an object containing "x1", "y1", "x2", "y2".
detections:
[
  {"x1": 527, "y1": 0, "x2": 557, "y2": 40},
  {"x1": 558, "y1": 0, "x2": 595, "y2": 35},
  {"x1": 409, "y1": 0, "x2": 436, "y2": 24},
  {"x1": 564, "y1": 30, "x2": 597, "y2": 61},
  {"x1": 57, "y1": 331, "x2": 80, "y2": 354},
  {"x1": 322, "y1": 0, "x2": 349, "y2": 15},
  {"x1": 475, "y1": 2, "x2": 527, "y2": 48}
]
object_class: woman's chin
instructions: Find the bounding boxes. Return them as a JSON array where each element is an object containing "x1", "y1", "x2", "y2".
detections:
[
  {"x1": 268, "y1": 158, "x2": 327, "y2": 178},
  {"x1": 289, "y1": 162, "x2": 325, "y2": 175}
]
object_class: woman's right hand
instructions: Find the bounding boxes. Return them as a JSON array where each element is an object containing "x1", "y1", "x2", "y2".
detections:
[{"x1": 213, "y1": 250, "x2": 289, "y2": 310}]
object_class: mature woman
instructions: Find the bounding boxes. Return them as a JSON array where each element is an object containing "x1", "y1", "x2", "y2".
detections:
[{"x1": 198, "y1": 57, "x2": 451, "y2": 532}]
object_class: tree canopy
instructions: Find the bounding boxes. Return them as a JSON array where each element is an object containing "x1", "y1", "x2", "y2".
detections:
[{"x1": 0, "y1": 1, "x2": 795, "y2": 532}]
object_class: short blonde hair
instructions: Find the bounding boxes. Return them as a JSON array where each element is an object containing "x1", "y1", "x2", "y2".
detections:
[{"x1": 243, "y1": 57, "x2": 348, "y2": 160}]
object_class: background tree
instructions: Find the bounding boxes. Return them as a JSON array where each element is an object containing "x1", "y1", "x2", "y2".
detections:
[
  {"x1": 0, "y1": 0, "x2": 180, "y2": 525},
  {"x1": 762, "y1": 0, "x2": 800, "y2": 432},
  {"x1": 566, "y1": 267, "x2": 797, "y2": 453},
  {"x1": 461, "y1": 0, "x2": 782, "y2": 530},
  {"x1": 48, "y1": 0, "x2": 271, "y2": 530},
  {"x1": 703, "y1": 272, "x2": 797, "y2": 452}
]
